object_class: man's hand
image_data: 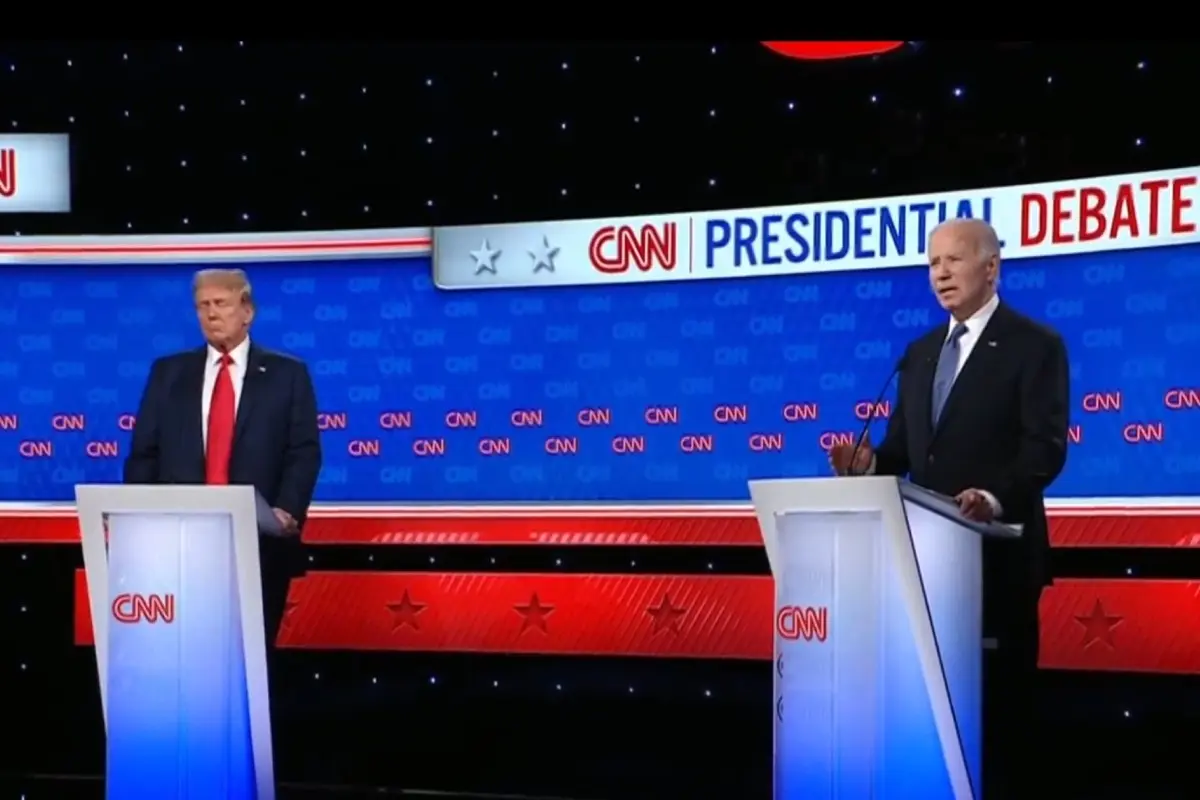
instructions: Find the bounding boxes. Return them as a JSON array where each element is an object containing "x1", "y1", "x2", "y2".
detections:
[
  {"x1": 828, "y1": 437, "x2": 873, "y2": 476},
  {"x1": 272, "y1": 507, "x2": 299, "y2": 535},
  {"x1": 955, "y1": 489, "x2": 995, "y2": 522}
]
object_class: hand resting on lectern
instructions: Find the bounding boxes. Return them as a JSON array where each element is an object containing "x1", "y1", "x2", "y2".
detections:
[{"x1": 829, "y1": 435, "x2": 997, "y2": 522}]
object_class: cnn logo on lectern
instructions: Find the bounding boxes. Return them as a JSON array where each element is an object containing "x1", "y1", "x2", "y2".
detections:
[
  {"x1": 776, "y1": 605, "x2": 829, "y2": 642},
  {"x1": 112, "y1": 593, "x2": 176, "y2": 624}
]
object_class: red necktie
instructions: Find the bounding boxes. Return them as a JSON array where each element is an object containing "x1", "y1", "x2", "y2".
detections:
[{"x1": 205, "y1": 353, "x2": 235, "y2": 485}]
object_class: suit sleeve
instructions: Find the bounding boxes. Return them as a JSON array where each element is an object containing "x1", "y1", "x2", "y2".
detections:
[
  {"x1": 873, "y1": 348, "x2": 913, "y2": 478},
  {"x1": 273, "y1": 361, "x2": 322, "y2": 524},
  {"x1": 989, "y1": 331, "x2": 1070, "y2": 520},
  {"x1": 123, "y1": 359, "x2": 166, "y2": 484}
]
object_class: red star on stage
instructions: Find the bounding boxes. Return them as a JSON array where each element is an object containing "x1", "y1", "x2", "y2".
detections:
[
  {"x1": 647, "y1": 592, "x2": 687, "y2": 634},
  {"x1": 513, "y1": 592, "x2": 554, "y2": 633},
  {"x1": 387, "y1": 589, "x2": 427, "y2": 631},
  {"x1": 1075, "y1": 599, "x2": 1122, "y2": 649}
]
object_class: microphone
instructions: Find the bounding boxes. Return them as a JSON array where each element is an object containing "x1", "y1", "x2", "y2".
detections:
[{"x1": 846, "y1": 352, "x2": 909, "y2": 476}]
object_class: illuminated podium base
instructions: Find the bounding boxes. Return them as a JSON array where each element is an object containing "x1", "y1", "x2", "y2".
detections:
[
  {"x1": 749, "y1": 476, "x2": 1020, "y2": 800},
  {"x1": 76, "y1": 484, "x2": 275, "y2": 800}
]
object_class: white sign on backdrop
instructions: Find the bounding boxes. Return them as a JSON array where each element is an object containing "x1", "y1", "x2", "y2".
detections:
[
  {"x1": 0, "y1": 134, "x2": 72, "y2": 213},
  {"x1": 434, "y1": 165, "x2": 1200, "y2": 289}
]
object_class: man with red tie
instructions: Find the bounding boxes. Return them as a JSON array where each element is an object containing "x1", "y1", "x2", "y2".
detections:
[{"x1": 124, "y1": 268, "x2": 322, "y2": 645}]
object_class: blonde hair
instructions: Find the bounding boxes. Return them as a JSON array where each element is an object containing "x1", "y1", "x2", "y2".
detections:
[{"x1": 193, "y1": 268, "x2": 254, "y2": 308}]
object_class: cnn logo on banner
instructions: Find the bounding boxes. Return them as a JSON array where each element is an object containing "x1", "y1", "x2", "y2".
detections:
[
  {"x1": 588, "y1": 222, "x2": 677, "y2": 274},
  {"x1": 776, "y1": 605, "x2": 829, "y2": 642},
  {"x1": 0, "y1": 148, "x2": 14, "y2": 198}
]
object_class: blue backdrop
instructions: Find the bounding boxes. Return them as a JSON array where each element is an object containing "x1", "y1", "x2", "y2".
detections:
[{"x1": 2, "y1": 245, "x2": 1197, "y2": 501}]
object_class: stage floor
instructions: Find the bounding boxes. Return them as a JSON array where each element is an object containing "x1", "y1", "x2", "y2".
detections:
[
  {"x1": 4, "y1": 651, "x2": 1194, "y2": 800},
  {"x1": 3, "y1": 772, "x2": 1192, "y2": 800},
  {"x1": 2, "y1": 775, "x2": 587, "y2": 800}
]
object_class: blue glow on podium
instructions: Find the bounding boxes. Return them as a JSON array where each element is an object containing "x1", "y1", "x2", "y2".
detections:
[
  {"x1": 105, "y1": 512, "x2": 258, "y2": 799},
  {"x1": 772, "y1": 507, "x2": 981, "y2": 800}
]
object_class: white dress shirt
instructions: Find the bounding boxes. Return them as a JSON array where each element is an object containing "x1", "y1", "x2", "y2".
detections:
[
  {"x1": 945, "y1": 291, "x2": 1000, "y2": 380},
  {"x1": 942, "y1": 292, "x2": 1003, "y2": 515},
  {"x1": 201, "y1": 337, "x2": 251, "y2": 453}
]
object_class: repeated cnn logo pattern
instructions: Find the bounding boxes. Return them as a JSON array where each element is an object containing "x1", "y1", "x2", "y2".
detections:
[{"x1": 1, "y1": 248, "x2": 1199, "y2": 501}]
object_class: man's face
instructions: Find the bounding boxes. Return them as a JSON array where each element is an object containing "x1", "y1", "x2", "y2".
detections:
[
  {"x1": 195, "y1": 283, "x2": 252, "y2": 351},
  {"x1": 928, "y1": 225, "x2": 997, "y2": 318}
]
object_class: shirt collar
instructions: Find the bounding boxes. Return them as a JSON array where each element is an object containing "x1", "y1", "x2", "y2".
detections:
[
  {"x1": 948, "y1": 293, "x2": 1000, "y2": 340},
  {"x1": 207, "y1": 337, "x2": 251, "y2": 366}
]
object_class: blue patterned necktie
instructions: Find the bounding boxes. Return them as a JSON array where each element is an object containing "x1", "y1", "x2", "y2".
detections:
[{"x1": 931, "y1": 323, "x2": 968, "y2": 426}]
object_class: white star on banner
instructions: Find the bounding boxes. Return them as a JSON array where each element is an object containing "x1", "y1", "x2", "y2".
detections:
[
  {"x1": 528, "y1": 236, "x2": 559, "y2": 274},
  {"x1": 469, "y1": 239, "x2": 501, "y2": 275}
]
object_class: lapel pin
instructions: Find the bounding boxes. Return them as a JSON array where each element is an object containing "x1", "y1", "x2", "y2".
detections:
[
  {"x1": 986, "y1": 340, "x2": 998, "y2": 347},
  {"x1": 258, "y1": 366, "x2": 267, "y2": 373}
]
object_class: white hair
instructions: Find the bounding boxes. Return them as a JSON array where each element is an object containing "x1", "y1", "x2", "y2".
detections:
[
  {"x1": 193, "y1": 268, "x2": 254, "y2": 307},
  {"x1": 929, "y1": 218, "x2": 1001, "y2": 260}
]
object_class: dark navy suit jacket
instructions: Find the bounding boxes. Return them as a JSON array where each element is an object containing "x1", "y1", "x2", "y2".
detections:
[
  {"x1": 123, "y1": 343, "x2": 322, "y2": 525},
  {"x1": 874, "y1": 300, "x2": 1069, "y2": 637}
]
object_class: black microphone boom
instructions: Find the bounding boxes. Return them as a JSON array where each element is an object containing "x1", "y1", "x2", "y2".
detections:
[{"x1": 846, "y1": 352, "x2": 908, "y2": 476}]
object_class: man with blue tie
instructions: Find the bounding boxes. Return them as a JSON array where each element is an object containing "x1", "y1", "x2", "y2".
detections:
[
  {"x1": 829, "y1": 217, "x2": 1070, "y2": 795},
  {"x1": 124, "y1": 268, "x2": 322, "y2": 646}
]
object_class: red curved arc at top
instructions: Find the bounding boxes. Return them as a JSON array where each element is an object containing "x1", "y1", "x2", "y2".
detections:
[{"x1": 761, "y1": 41, "x2": 906, "y2": 61}]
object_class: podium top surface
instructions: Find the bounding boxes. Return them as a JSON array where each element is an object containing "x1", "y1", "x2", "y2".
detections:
[
  {"x1": 898, "y1": 480, "x2": 1021, "y2": 539},
  {"x1": 748, "y1": 476, "x2": 1021, "y2": 539},
  {"x1": 75, "y1": 484, "x2": 260, "y2": 514},
  {"x1": 74, "y1": 484, "x2": 287, "y2": 535}
]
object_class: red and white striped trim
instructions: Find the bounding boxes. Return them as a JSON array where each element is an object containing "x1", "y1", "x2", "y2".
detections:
[
  {"x1": 0, "y1": 497, "x2": 1197, "y2": 519},
  {"x1": 0, "y1": 228, "x2": 432, "y2": 263}
]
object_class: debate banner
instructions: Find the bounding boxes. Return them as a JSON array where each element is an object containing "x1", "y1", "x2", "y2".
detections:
[{"x1": 0, "y1": 164, "x2": 1198, "y2": 672}]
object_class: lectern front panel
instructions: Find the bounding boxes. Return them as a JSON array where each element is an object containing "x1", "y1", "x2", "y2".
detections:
[
  {"x1": 106, "y1": 512, "x2": 256, "y2": 800},
  {"x1": 774, "y1": 511, "x2": 883, "y2": 798},
  {"x1": 902, "y1": 500, "x2": 983, "y2": 797},
  {"x1": 772, "y1": 509, "x2": 962, "y2": 800}
]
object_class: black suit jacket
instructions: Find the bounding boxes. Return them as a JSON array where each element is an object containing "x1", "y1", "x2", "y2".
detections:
[
  {"x1": 123, "y1": 343, "x2": 322, "y2": 526},
  {"x1": 874, "y1": 300, "x2": 1069, "y2": 589}
]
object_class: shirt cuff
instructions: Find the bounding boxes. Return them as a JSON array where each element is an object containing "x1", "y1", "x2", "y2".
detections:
[
  {"x1": 977, "y1": 489, "x2": 1003, "y2": 517},
  {"x1": 864, "y1": 454, "x2": 877, "y2": 476}
]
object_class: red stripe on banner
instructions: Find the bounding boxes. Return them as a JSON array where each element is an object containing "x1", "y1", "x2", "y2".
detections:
[
  {"x1": 73, "y1": 567, "x2": 92, "y2": 647},
  {"x1": 8, "y1": 506, "x2": 1200, "y2": 547},
  {"x1": 1038, "y1": 579, "x2": 1200, "y2": 674},
  {"x1": 276, "y1": 572, "x2": 774, "y2": 658},
  {"x1": 0, "y1": 236, "x2": 431, "y2": 256},
  {"x1": 301, "y1": 514, "x2": 762, "y2": 546},
  {"x1": 1049, "y1": 514, "x2": 1200, "y2": 547},
  {"x1": 75, "y1": 569, "x2": 774, "y2": 657},
  {"x1": 0, "y1": 514, "x2": 81, "y2": 544},
  {"x1": 75, "y1": 571, "x2": 89, "y2": 646},
  {"x1": 73, "y1": 571, "x2": 1200, "y2": 672}
]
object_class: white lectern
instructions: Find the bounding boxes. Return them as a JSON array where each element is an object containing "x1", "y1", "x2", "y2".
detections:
[
  {"x1": 750, "y1": 476, "x2": 1020, "y2": 800},
  {"x1": 76, "y1": 484, "x2": 276, "y2": 800}
]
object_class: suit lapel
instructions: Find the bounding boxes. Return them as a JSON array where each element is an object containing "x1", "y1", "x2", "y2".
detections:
[
  {"x1": 235, "y1": 344, "x2": 267, "y2": 444},
  {"x1": 182, "y1": 348, "x2": 208, "y2": 465},
  {"x1": 932, "y1": 303, "x2": 1012, "y2": 436}
]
